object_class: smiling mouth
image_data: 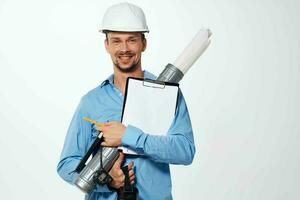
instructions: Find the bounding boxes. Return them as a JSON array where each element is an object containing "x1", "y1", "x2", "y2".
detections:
[{"x1": 118, "y1": 55, "x2": 133, "y2": 62}]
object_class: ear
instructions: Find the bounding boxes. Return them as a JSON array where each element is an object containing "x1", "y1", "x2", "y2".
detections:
[
  {"x1": 142, "y1": 38, "x2": 147, "y2": 52},
  {"x1": 104, "y1": 39, "x2": 109, "y2": 53}
]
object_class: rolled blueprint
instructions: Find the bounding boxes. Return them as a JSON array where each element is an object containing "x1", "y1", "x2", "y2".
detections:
[
  {"x1": 174, "y1": 28, "x2": 212, "y2": 74},
  {"x1": 157, "y1": 28, "x2": 212, "y2": 83}
]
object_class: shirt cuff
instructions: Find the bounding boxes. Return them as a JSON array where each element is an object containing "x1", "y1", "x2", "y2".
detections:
[{"x1": 122, "y1": 125, "x2": 146, "y2": 151}]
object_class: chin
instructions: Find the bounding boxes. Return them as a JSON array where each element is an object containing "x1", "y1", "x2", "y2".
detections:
[{"x1": 116, "y1": 63, "x2": 139, "y2": 73}]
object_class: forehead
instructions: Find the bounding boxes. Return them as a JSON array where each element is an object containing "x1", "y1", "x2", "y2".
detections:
[{"x1": 107, "y1": 32, "x2": 141, "y2": 39}]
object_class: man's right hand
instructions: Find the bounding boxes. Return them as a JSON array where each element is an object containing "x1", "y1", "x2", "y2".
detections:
[{"x1": 108, "y1": 152, "x2": 135, "y2": 189}]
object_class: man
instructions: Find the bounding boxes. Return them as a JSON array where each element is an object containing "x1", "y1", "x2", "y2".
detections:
[{"x1": 57, "y1": 2, "x2": 195, "y2": 200}]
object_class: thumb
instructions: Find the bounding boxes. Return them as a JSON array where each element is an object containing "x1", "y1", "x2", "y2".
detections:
[{"x1": 116, "y1": 152, "x2": 124, "y2": 166}]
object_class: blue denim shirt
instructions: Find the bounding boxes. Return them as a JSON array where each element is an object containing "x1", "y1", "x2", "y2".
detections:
[{"x1": 57, "y1": 71, "x2": 195, "y2": 200}]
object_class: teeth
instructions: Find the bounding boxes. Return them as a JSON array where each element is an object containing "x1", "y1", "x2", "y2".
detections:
[{"x1": 119, "y1": 56, "x2": 131, "y2": 60}]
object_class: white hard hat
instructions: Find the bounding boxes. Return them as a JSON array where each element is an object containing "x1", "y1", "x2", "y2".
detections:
[{"x1": 99, "y1": 2, "x2": 149, "y2": 33}]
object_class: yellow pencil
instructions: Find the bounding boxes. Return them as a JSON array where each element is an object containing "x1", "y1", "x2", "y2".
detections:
[{"x1": 83, "y1": 117, "x2": 106, "y2": 128}]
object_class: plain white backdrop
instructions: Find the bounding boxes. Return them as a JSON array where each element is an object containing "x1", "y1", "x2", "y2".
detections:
[{"x1": 0, "y1": 0, "x2": 299, "y2": 199}]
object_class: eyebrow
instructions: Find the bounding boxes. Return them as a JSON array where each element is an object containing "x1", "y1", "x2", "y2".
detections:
[
  {"x1": 109, "y1": 36, "x2": 140, "y2": 40},
  {"x1": 128, "y1": 36, "x2": 140, "y2": 39},
  {"x1": 110, "y1": 37, "x2": 121, "y2": 40}
]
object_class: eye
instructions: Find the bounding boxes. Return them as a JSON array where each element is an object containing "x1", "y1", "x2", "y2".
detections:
[
  {"x1": 111, "y1": 39, "x2": 121, "y2": 44},
  {"x1": 129, "y1": 38, "x2": 137, "y2": 43}
]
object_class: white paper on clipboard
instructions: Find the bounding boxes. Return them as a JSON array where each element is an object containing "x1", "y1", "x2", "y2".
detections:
[{"x1": 119, "y1": 77, "x2": 179, "y2": 155}]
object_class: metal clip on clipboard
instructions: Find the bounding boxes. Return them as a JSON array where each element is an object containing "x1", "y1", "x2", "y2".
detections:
[{"x1": 142, "y1": 79, "x2": 166, "y2": 89}]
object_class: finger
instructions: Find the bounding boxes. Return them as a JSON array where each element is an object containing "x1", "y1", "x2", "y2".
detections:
[
  {"x1": 106, "y1": 121, "x2": 120, "y2": 127},
  {"x1": 105, "y1": 121, "x2": 113, "y2": 126},
  {"x1": 109, "y1": 167, "x2": 121, "y2": 178},
  {"x1": 117, "y1": 170, "x2": 124, "y2": 177},
  {"x1": 108, "y1": 170, "x2": 116, "y2": 179},
  {"x1": 130, "y1": 175, "x2": 135, "y2": 183},
  {"x1": 116, "y1": 152, "x2": 124, "y2": 166},
  {"x1": 101, "y1": 140, "x2": 119, "y2": 147},
  {"x1": 127, "y1": 161, "x2": 134, "y2": 170},
  {"x1": 96, "y1": 124, "x2": 106, "y2": 132},
  {"x1": 128, "y1": 170, "x2": 134, "y2": 177},
  {"x1": 101, "y1": 137, "x2": 114, "y2": 146},
  {"x1": 130, "y1": 178, "x2": 135, "y2": 184},
  {"x1": 115, "y1": 175, "x2": 125, "y2": 186},
  {"x1": 95, "y1": 125, "x2": 101, "y2": 131},
  {"x1": 101, "y1": 141, "x2": 109, "y2": 146}
]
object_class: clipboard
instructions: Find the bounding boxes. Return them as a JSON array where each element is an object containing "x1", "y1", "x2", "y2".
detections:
[{"x1": 119, "y1": 77, "x2": 179, "y2": 155}]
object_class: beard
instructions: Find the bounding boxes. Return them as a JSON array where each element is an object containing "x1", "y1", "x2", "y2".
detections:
[
  {"x1": 114, "y1": 61, "x2": 140, "y2": 73},
  {"x1": 114, "y1": 51, "x2": 140, "y2": 73}
]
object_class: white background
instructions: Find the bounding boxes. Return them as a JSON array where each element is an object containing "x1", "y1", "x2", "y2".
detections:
[{"x1": 0, "y1": 0, "x2": 299, "y2": 199}]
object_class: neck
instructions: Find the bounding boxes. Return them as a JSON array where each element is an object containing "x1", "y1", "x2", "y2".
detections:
[{"x1": 113, "y1": 67, "x2": 144, "y2": 95}]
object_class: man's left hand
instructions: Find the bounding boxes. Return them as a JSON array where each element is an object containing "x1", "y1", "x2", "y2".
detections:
[{"x1": 97, "y1": 121, "x2": 126, "y2": 147}]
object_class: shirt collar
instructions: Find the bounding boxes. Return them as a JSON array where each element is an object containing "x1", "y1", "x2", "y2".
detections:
[
  {"x1": 100, "y1": 74, "x2": 114, "y2": 88},
  {"x1": 100, "y1": 70, "x2": 156, "y2": 88}
]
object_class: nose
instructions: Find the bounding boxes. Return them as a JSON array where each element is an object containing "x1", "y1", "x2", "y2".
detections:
[{"x1": 119, "y1": 41, "x2": 129, "y2": 52}]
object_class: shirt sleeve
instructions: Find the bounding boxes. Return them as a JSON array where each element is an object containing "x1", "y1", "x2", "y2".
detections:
[
  {"x1": 56, "y1": 97, "x2": 111, "y2": 193},
  {"x1": 121, "y1": 89, "x2": 195, "y2": 165}
]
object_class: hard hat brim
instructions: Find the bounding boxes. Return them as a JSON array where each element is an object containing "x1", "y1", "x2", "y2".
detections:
[{"x1": 99, "y1": 27, "x2": 149, "y2": 33}]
